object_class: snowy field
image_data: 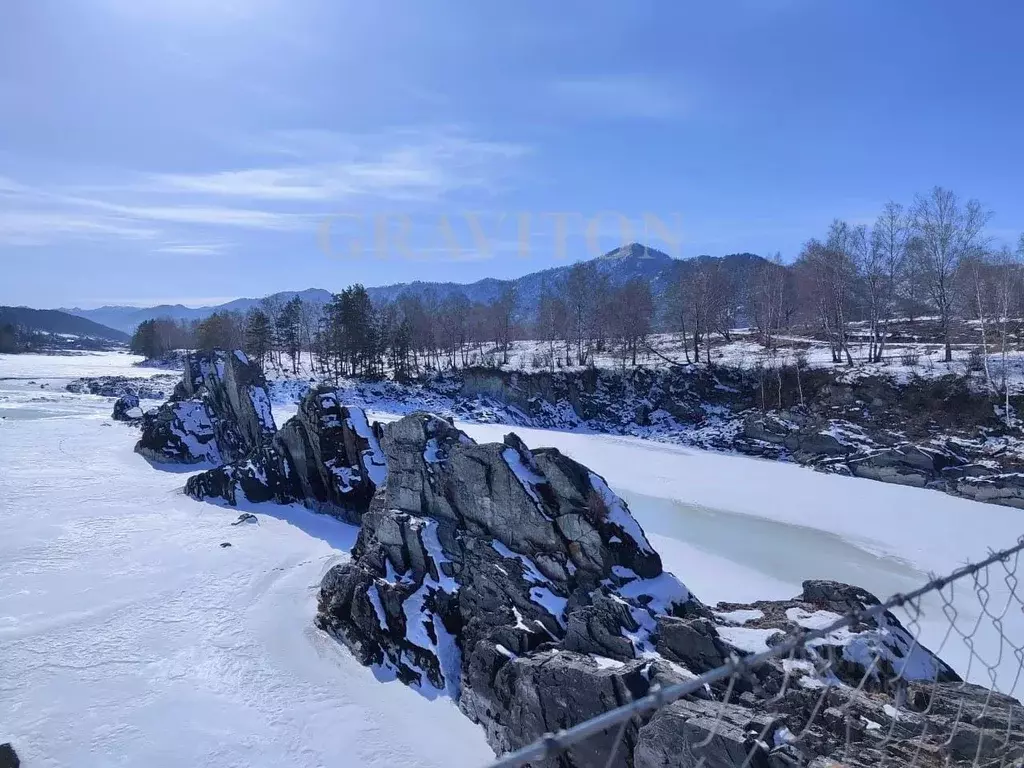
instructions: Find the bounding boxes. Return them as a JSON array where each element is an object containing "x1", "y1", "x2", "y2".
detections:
[
  {"x1": 0, "y1": 353, "x2": 491, "y2": 767},
  {"x1": 264, "y1": 325, "x2": 1024, "y2": 395},
  {"x1": 2, "y1": 352, "x2": 1022, "y2": 765}
]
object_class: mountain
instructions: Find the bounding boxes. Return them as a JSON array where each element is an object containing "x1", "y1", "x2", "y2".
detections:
[
  {"x1": 0, "y1": 306, "x2": 130, "y2": 342},
  {"x1": 63, "y1": 289, "x2": 334, "y2": 335},
  {"x1": 63, "y1": 245, "x2": 770, "y2": 333}
]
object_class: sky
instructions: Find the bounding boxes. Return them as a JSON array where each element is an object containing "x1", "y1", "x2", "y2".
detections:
[{"x1": 2, "y1": 0, "x2": 1024, "y2": 309}]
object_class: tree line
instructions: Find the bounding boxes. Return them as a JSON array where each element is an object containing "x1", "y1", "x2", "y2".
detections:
[{"x1": 131, "y1": 186, "x2": 1024, "y2": 380}]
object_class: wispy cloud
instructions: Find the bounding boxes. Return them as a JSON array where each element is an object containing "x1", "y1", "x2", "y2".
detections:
[
  {"x1": 155, "y1": 242, "x2": 231, "y2": 256},
  {"x1": 140, "y1": 128, "x2": 530, "y2": 203},
  {"x1": 0, "y1": 210, "x2": 160, "y2": 246},
  {"x1": 0, "y1": 126, "x2": 529, "y2": 247},
  {"x1": 550, "y1": 75, "x2": 687, "y2": 120}
]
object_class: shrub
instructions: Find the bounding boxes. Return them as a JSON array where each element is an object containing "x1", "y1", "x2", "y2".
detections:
[
  {"x1": 967, "y1": 347, "x2": 985, "y2": 373},
  {"x1": 900, "y1": 349, "x2": 920, "y2": 367}
]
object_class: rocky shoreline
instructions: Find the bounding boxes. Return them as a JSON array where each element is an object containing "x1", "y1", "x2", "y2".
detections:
[
  {"x1": 419, "y1": 365, "x2": 1024, "y2": 510},
  {"x1": 127, "y1": 351, "x2": 1023, "y2": 767}
]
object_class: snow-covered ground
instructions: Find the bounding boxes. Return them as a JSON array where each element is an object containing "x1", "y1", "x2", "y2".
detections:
[
  {"x1": 348, "y1": 327, "x2": 1024, "y2": 393},
  {"x1": 2, "y1": 352, "x2": 1022, "y2": 765},
  {"x1": 0, "y1": 353, "x2": 491, "y2": 767}
]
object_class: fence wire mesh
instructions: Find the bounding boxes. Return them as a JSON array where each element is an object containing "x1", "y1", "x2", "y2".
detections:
[{"x1": 485, "y1": 536, "x2": 1024, "y2": 768}]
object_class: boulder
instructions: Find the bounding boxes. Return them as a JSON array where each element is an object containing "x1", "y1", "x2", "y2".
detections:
[
  {"x1": 185, "y1": 387, "x2": 387, "y2": 523},
  {"x1": 461, "y1": 649, "x2": 691, "y2": 767},
  {"x1": 848, "y1": 445, "x2": 956, "y2": 488},
  {"x1": 656, "y1": 616, "x2": 726, "y2": 672},
  {"x1": 135, "y1": 350, "x2": 275, "y2": 464},
  {"x1": 955, "y1": 473, "x2": 1024, "y2": 509},
  {"x1": 635, "y1": 699, "x2": 776, "y2": 768},
  {"x1": 112, "y1": 393, "x2": 143, "y2": 423},
  {"x1": 135, "y1": 398, "x2": 223, "y2": 464},
  {"x1": 712, "y1": 580, "x2": 959, "y2": 695}
]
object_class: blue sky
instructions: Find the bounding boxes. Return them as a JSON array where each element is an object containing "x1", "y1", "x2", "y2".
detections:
[{"x1": 3, "y1": 0, "x2": 1023, "y2": 309}]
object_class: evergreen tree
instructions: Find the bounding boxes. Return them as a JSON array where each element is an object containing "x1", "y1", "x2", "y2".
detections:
[
  {"x1": 244, "y1": 309, "x2": 273, "y2": 369},
  {"x1": 277, "y1": 296, "x2": 304, "y2": 374}
]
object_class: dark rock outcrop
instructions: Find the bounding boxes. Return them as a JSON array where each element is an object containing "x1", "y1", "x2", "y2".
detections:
[
  {"x1": 135, "y1": 350, "x2": 275, "y2": 464},
  {"x1": 112, "y1": 393, "x2": 143, "y2": 423},
  {"x1": 184, "y1": 386, "x2": 386, "y2": 523},
  {"x1": 849, "y1": 446, "x2": 958, "y2": 488},
  {"x1": 437, "y1": 366, "x2": 1024, "y2": 510},
  {"x1": 954, "y1": 472, "x2": 1024, "y2": 508},
  {"x1": 317, "y1": 412, "x2": 699, "y2": 761},
  {"x1": 0, "y1": 744, "x2": 19, "y2": 768},
  {"x1": 66, "y1": 375, "x2": 169, "y2": 400},
  {"x1": 635, "y1": 699, "x2": 776, "y2": 768},
  {"x1": 312, "y1": 413, "x2": 1011, "y2": 767}
]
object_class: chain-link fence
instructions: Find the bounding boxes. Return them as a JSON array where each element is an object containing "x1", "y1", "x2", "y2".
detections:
[{"x1": 484, "y1": 536, "x2": 1024, "y2": 768}]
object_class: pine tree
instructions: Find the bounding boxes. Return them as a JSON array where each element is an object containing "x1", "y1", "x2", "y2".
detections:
[
  {"x1": 277, "y1": 296, "x2": 303, "y2": 374},
  {"x1": 244, "y1": 309, "x2": 273, "y2": 369}
]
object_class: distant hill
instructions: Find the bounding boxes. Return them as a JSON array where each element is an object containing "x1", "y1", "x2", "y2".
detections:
[
  {"x1": 63, "y1": 245, "x2": 770, "y2": 333},
  {"x1": 0, "y1": 306, "x2": 130, "y2": 342},
  {"x1": 63, "y1": 288, "x2": 333, "y2": 335}
]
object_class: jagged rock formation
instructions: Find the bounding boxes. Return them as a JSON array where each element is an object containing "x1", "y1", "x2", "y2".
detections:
[
  {"x1": 317, "y1": 413, "x2": 703, "y2": 758},
  {"x1": 135, "y1": 350, "x2": 275, "y2": 464},
  {"x1": 314, "y1": 412, "x2": 1018, "y2": 768},
  {"x1": 112, "y1": 393, "x2": 143, "y2": 423},
  {"x1": 185, "y1": 386, "x2": 386, "y2": 524}
]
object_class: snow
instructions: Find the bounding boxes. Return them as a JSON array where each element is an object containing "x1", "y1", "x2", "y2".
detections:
[
  {"x1": 402, "y1": 584, "x2": 435, "y2": 652},
  {"x1": 423, "y1": 437, "x2": 442, "y2": 464},
  {"x1": 773, "y1": 727, "x2": 796, "y2": 746},
  {"x1": 449, "y1": 422, "x2": 1022, "y2": 580},
  {"x1": 615, "y1": 572, "x2": 690, "y2": 614},
  {"x1": 171, "y1": 400, "x2": 221, "y2": 463},
  {"x1": 716, "y1": 627, "x2": 784, "y2": 654},
  {"x1": 501, "y1": 446, "x2": 545, "y2": 507},
  {"x1": 786, "y1": 607, "x2": 844, "y2": 630},
  {"x1": 6, "y1": 349, "x2": 1024, "y2": 765},
  {"x1": 587, "y1": 471, "x2": 654, "y2": 554},
  {"x1": 367, "y1": 584, "x2": 388, "y2": 631},
  {"x1": 346, "y1": 407, "x2": 388, "y2": 487},
  {"x1": 591, "y1": 656, "x2": 626, "y2": 670},
  {"x1": 249, "y1": 384, "x2": 277, "y2": 432},
  {"x1": 495, "y1": 643, "x2": 517, "y2": 660},
  {"x1": 715, "y1": 609, "x2": 764, "y2": 625},
  {"x1": 419, "y1": 520, "x2": 458, "y2": 593},
  {"x1": 491, "y1": 540, "x2": 550, "y2": 585},
  {"x1": 528, "y1": 587, "x2": 568, "y2": 626},
  {"x1": 0, "y1": 353, "x2": 490, "y2": 768},
  {"x1": 396, "y1": 519, "x2": 462, "y2": 697}
]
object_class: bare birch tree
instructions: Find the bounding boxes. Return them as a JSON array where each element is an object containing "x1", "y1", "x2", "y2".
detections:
[
  {"x1": 911, "y1": 186, "x2": 991, "y2": 362},
  {"x1": 865, "y1": 202, "x2": 911, "y2": 362}
]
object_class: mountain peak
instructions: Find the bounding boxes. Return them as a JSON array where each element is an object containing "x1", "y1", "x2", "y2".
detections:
[{"x1": 597, "y1": 242, "x2": 674, "y2": 263}]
